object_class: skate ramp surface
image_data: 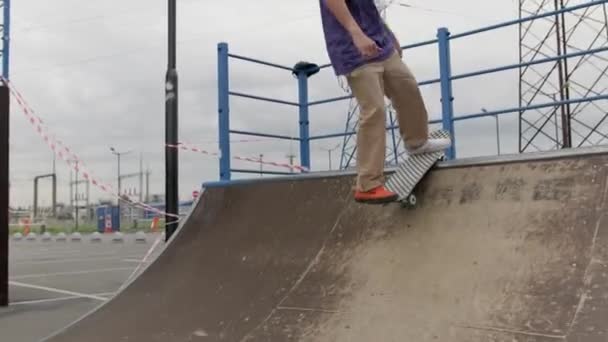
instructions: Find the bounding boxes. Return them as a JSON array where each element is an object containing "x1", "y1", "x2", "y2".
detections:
[{"x1": 43, "y1": 148, "x2": 608, "y2": 341}]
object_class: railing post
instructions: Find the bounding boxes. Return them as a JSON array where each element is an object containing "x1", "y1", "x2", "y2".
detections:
[
  {"x1": 437, "y1": 27, "x2": 456, "y2": 159},
  {"x1": 218, "y1": 42, "x2": 231, "y2": 181},
  {"x1": 297, "y1": 71, "x2": 311, "y2": 170}
]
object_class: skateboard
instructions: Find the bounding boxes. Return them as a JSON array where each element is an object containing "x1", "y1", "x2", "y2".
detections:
[{"x1": 385, "y1": 129, "x2": 451, "y2": 208}]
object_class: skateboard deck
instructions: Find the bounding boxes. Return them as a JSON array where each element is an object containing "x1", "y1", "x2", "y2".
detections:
[{"x1": 385, "y1": 129, "x2": 451, "y2": 206}]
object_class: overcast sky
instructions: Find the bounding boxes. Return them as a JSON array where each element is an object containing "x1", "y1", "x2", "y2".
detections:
[{"x1": 9, "y1": 0, "x2": 524, "y2": 208}]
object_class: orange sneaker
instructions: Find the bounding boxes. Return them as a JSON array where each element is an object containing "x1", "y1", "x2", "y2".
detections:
[{"x1": 354, "y1": 185, "x2": 399, "y2": 204}]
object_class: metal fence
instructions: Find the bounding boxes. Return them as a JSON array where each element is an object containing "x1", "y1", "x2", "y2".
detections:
[{"x1": 217, "y1": 0, "x2": 608, "y2": 181}]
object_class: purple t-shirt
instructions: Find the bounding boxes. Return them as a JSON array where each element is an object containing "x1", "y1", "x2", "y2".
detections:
[{"x1": 319, "y1": 0, "x2": 395, "y2": 76}]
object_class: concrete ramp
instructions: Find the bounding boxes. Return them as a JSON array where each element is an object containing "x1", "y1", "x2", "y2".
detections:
[{"x1": 43, "y1": 149, "x2": 608, "y2": 341}]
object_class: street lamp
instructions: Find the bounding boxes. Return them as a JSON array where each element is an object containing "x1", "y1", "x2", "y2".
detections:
[
  {"x1": 482, "y1": 108, "x2": 501, "y2": 155},
  {"x1": 319, "y1": 143, "x2": 341, "y2": 171},
  {"x1": 110, "y1": 147, "x2": 132, "y2": 223},
  {"x1": 165, "y1": 0, "x2": 179, "y2": 241}
]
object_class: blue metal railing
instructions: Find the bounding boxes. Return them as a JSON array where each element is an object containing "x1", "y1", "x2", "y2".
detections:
[
  {"x1": 297, "y1": 70, "x2": 311, "y2": 169},
  {"x1": 217, "y1": 42, "x2": 315, "y2": 181},
  {"x1": 217, "y1": 0, "x2": 608, "y2": 181},
  {"x1": 437, "y1": 27, "x2": 455, "y2": 159},
  {"x1": 217, "y1": 43, "x2": 231, "y2": 181}
]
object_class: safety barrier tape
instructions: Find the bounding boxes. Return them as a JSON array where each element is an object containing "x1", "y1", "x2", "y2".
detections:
[
  {"x1": 166, "y1": 143, "x2": 221, "y2": 158},
  {"x1": 189, "y1": 138, "x2": 268, "y2": 144},
  {"x1": 3, "y1": 77, "x2": 181, "y2": 220},
  {"x1": 233, "y1": 154, "x2": 309, "y2": 172},
  {"x1": 168, "y1": 142, "x2": 310, "y2": 173},
  {"x1": 5, "y1": 76, "x2": 308, "y2": 220}
]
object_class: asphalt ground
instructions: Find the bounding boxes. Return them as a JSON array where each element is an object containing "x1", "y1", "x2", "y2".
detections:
[{"x1": 0, "y1": 232, "x2": 164, "y2": 342}]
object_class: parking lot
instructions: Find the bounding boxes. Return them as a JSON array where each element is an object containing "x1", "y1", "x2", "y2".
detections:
[{"x1": 0, "y1": 233, "x2": 164, "y2": 342}]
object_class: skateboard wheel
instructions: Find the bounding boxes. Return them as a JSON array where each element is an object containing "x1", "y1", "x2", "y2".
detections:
[{"x1": 407, "y1": 195, "x2": 417, "y2": 206}]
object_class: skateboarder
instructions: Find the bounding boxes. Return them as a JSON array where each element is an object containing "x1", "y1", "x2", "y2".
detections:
[{"x1": 319, "y1": 0, "x2": 452, "y2": 204}]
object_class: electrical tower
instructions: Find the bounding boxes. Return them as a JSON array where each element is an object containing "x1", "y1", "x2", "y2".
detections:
[
  {"x1": 519, "y1": 0, "x2": 608, "y2": 152},
  {"x1": 0, "y1": 0, "x2": 9, "y2": 79}
]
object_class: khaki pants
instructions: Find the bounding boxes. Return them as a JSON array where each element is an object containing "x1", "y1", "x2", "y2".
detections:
[{"x1": 346, "y1": 51, "x2": 429, "y2": 192}]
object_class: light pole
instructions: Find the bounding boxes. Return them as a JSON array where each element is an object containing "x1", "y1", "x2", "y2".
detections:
[
  {"x1": 110, "y1": 147, "x2": 131, "y2": 227},
  {"x1": 286, "y1": 154, "x2": 296, "y2": 173},
  {"x1": 75, "y1": 161, "x2": 79, "y2": 230},
  {"x1": 1, "y1": 84, "x2": 9, "y2": 307},
  {"x1": 482, "y1": 108, "x2": 501, "y2": 155},
  {"x1": 320, "y1": 143, "x2": 341, "y2": 171},
  {"x1": 67, "y1": 158, "x2": 79, "y2": 230},
  {"x1": 165, "y1": 0, "x2": 179, "y2": 241}
]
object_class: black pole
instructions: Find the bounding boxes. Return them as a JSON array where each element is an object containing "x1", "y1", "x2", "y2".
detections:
[
  {"x1": 33, "y1": 173, "x2": 56, "y2": 220},
  {"x1": 1, "y1": 85, "x2": 10, "y2": 307},
  {"x1": 165, "y1": 0, "x2": 179, "y2": 241},
  {"x1": 52, "y1": 174, "x2": 56, "y2": 217},
  {"x1": 117, "y1": 153, "x2": 121, "y2": 228},
  {"x1": 75, "y1": 162, "x2": 79, "y2": 231},
  {"x1": 69, "y1": 167, "x2": 73, "y2": 210},
  {"x1": 33, "y1": 177, "x2": 38, "y2": 219}
]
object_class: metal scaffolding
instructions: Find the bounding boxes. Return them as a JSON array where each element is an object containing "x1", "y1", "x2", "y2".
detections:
[{"x1": 519, "y1": 0, "x2": 608, "y2": 152}]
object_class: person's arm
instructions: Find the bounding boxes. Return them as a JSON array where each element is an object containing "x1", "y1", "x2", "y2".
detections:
[{"x1": 324, "y1": 0, "x2": 381, "y2": 58}]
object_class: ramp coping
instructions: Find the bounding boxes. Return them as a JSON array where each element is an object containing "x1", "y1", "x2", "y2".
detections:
[{"x1": 203, "y1": 145, "x2": 608, "y2": 189}]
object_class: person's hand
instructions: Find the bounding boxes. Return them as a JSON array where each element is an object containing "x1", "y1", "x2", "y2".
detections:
[{"x1": 352, "y1": 31, "x2": 382, "y2": 59}]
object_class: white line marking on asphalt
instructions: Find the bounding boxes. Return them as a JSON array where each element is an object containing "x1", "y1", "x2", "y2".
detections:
[
  {"x1": 119, "y1": 235, "x2": 163, "y2": 291},
  {"x1": 8, "y1": 281, "x2": 108, "y2": 301},
  {"x1": 122, "y1": 258, "x2": 142, "y2": 263},
  {"x1": 11, "y1": 250, "x2": 125, "y2": 260},
  {"x1": 11, "y1": 267, "x2": 135, "y2": 279},
  {"x1": 10, "y1": 292, "x2": 116, "y2": 306},
  {"x1": 11, "y1": 255, "x2": 146, "y2": 265}
]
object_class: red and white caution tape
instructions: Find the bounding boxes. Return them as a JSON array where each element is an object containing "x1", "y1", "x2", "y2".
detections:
[
  {"x1": 191, "y1": 138, "x2": 268, "y2": 144},
  {"x1": 3, "y1": 77, "x2": 180, "y2": 220},
  {"x1": 6, "y1": 75, "x2": 307, "y2": 221},
  {"x1": 169, "y1": 142, "x2": 310, "y2": 173},
  {"x1": 228, "y1": 138, "x2": 267, "y2": 143},
  {"x1": 5, "y1": 79, "x2": 113, "y2": 193},
  {"x1": 233, "y1": 154, "x2": 309, "y2": 173},
  {"x1": 167, "y1": 143, "x2": 221, "y2": 158}
]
